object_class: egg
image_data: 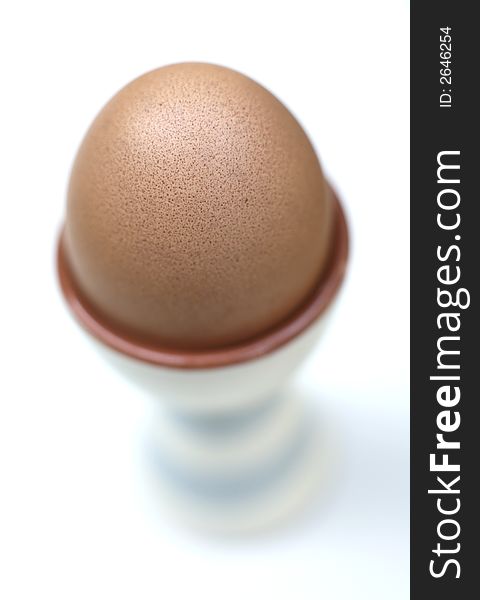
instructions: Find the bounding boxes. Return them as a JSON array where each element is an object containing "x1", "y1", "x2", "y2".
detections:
[{"x1": 63, "y1": 63, "x2": 335, "y2": 350}]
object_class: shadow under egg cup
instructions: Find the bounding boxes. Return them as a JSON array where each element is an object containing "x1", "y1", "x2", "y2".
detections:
[{"x1": 57, "y1": 189, "x2": 349, "y2": 532}]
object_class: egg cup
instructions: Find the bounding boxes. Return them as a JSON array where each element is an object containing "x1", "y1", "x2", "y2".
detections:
[{"x1": 57, "y1": 188, "x2": 348, "y2": 531}]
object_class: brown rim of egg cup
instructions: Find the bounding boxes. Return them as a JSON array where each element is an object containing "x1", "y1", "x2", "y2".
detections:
[{"x1": 57, "y1": 186, "x2": 349, "y2": 369}]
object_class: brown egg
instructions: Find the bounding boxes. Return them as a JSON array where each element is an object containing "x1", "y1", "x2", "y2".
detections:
[{"x1": 63, "y1": 63, "x2": 334, "y2": 350}]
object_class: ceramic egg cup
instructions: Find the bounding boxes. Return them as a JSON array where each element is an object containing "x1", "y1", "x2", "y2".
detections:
[{"x1": 57, "y1": 192, "x2": 348, "y2": 532}]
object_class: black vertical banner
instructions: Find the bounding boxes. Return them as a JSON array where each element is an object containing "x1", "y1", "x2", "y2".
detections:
[{"x1": 411, "y1": 3, "x2": 478, "y2": 598}]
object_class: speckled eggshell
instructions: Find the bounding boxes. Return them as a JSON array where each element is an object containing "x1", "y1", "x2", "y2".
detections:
[{"x1": 64, "y1": 63, "x2": 334, "y2": 350}]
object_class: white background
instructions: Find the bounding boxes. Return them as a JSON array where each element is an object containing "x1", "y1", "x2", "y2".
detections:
[{"x1": 0, "y1": 1, "x2": 409, "y2": 598}]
